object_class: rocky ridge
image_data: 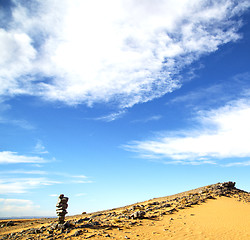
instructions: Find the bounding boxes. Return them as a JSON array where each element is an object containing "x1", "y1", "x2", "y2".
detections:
[{"x1": 0, "y1": 181, "x2": 249, "y2": 240}]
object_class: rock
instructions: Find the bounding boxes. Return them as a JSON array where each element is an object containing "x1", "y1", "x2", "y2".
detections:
[
  {"x1": 6, "y1": 221, "x2": 14, "y2": 226},
  {"x1": 92, "y1": 221, "x2": 101, "y2": 226},
  {"x1": 85, "y1": 234, "x2": 96, "y2": 238},
  {"x1": 130, "y1": 211, "x2": 146, "y2": 219},
  {"x1": 91, "y1": 213, "x2": 103, "y2": 218},
  {"x1": 63, "y1": 221, "x2": 72, "y2": 228},
  {"x1": 162, "y1": 203, "x2": 171, "y2": 208},
  {"x1": 50, "y1": 223, "x2": 58, "y2": 230},
  {"x1": 149, "y1": 201, "x2": 159, "y2": 206},
  {"x1": 73, "y1": 230, "x2": 82, "y2": 237}
]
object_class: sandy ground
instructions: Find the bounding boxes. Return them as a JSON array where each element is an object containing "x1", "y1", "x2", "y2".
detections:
[
  {"x1": 1, "y1": 183, "x2": 249, "y2": 239},
  {"x1": 118, "y1": 197, "x2": 250, "y2": 240}
]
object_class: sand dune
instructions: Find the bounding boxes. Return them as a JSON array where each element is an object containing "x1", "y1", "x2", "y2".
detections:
[{"x1": 0, "y1": 181, "x2": 249, "y2": 239}]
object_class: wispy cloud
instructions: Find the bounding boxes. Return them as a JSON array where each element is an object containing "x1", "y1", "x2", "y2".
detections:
[
  {"x1": 0, "y1": 0, "x2": 249, "y2": 108},
  {"x1": 132, "y1": 115, "x2": 162, "y2": 123},
  {"x1": 222, "y1": 160, "x2": 250, "y2": 167},
  {"x1": 71, "y1": 180, "x2": 93, "y2": 184},
  {"x1": 49, "y1": 194, "x2": 58, "y2": 197},
  {"x1": 0, "y1": 169, "x2": 47, "y2": 175},
  {"x1": 72, "y1": 175, "x2": 88, "y2": 179},
  {"x1": 0, "y1": 117, "x2": 35, "y2": 130},
  {"x1": 0, "y1": 198, "x2": 53, "y2": 217},
  {"x1": 0, "y1": 151, "x2": 46, "y2": 164},
  {"x1": 0, "y1": 177, "x2": 61, "y2": 194},
  {"x1": 125, "y1": 98, "x2": 250, "y2": 165},
  {"x1": 34, "y1": 140, "x2": 49, "y2": 154},
  {"x1": 94, "y1": 110, "x2": 126, "y2": 122},
  {"x1": 75, "y1": 193, "x2": 87, "y2": 197},
  {"x1": 169, "y1": 72, "x2": 250, "y2": 110}
]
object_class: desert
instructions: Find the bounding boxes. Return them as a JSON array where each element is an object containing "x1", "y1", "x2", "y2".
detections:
[{"x1": 0, "y1": 181, "x2": 249, "y2": 240}]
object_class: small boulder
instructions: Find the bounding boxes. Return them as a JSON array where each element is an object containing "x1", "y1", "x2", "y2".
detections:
[{"x1": 130, "y1": 211, "x2": 145, "y2": 219}]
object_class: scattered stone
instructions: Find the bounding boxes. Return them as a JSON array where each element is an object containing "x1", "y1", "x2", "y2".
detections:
[
  {"x1": 73, "y1": 230, "x2": 82, "y2": 236},
  {"x1": 129, "y1": 211, "x2": 145, "y2": 219},
  {"x1": 50, "y1": 223, "x2": 58, "y2": 230},
  {"x1": 85, "y1": 234, "x2": 96, "y2": 239},
  {"x1": 6, "y1": 221, "x2": 14, "y2": 226}
]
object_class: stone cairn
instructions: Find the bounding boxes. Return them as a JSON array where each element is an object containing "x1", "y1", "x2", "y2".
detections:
[{"x1": 56, "y1": 194, "x2": 69, "y2": 224}]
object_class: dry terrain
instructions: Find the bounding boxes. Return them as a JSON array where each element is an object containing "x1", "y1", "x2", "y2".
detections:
[{"x1": 1, "y1": 181, "x2": 249, "y2": 239}]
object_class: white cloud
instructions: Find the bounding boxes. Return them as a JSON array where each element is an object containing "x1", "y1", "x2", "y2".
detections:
[
  {"x1": 0, "y1": 0, "x2": 249, "y2": 107},
  {"x1": 125, "y1": 98, "x2": 250, "y2": 165},
  {"x1": 0, "y1": 169, "x2": 47, "y2": 175},
  {"x1": 0, "y1": 198, "x2": 52, "y2": 217},
  {"x1": 0, "y1": 151, "x2": 46, "y2": 164},
  {"x1": 34, "y1": 140, "x2": 49, "y2": 154},
  {"x1": 71, "y1": 180, "x2": 93, "y2": 184},
  {"x1": 0, "y1": 177, "x2": 61, "y2": 194},
  {"x1": 94, "y1": 110, "x2": 127, "y2": 122},
  {"x1": 75, "y1": 193, "x2": 87, "y2": 197},
  {"x1": 0, "y1": 115, "x2": 35, "y2": 129},
  {"x1": 132, "y1": 115, "x2": 162, "y2": 123},
  {"x1": 72, "y1": 175, "x2": 88, "y2": 179},
  {"x1": 169, "y1": 73, "x2": 250, "y2": 109},
  {"x1": 49, "y1": 194, "x2": 58, "y2": 197},
  {"x1": 223, "y1": 160, "x2": 250, "y2": 167}
]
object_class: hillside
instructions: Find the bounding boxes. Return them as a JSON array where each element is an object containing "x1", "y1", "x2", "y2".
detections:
[{"x1": 0, "y1": 181, "x2": 249, "y2": 239}]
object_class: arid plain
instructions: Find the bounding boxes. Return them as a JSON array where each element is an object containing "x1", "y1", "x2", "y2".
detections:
[{"x1": 1, "y1": 182, "x2": 249, "y2": 240}]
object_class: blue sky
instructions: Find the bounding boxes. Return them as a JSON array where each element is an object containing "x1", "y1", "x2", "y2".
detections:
[{"x1": 0, "y1": 0, "x2": 250, "y2": 218}]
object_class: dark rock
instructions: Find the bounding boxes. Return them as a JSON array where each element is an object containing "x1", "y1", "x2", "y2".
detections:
[
  {"x1": 130, "y1": 211, "x2": 146, "y2": 219},
  {"x1": 58, "y1": 223, "x2": 66, "y2": 230},
  {"x1": 85, "y1": 234, "x2": 96, "y2": 239},
  {"x1": 63, "y1": 221, "x2": 72, "y2": 228},
  {"x1": 92, "y1": 221, "x2": 101, "y2": 226},
  {"x1": 162, "y1": 203, "x2": 171, "y2": 208},
  {"x1": 80, "y1": 223, "x2": 93, "y2": 228},
  {"x1": 149, "y1": 202, "x2": 159, "y2": 206},
  {"x1": 91, "y1": 213, "x2": 103, "y2": 218},
  {"x1": 50, "y1": 223, "x2": 58, "y2": 230},
  {"x1": 6, "y1": 221, "x2": 14, "y2": 226}
]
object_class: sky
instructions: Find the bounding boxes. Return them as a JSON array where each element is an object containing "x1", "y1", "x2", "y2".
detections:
[{"x1": 0, "y1": 0, "x2": 250, "y2": 218}]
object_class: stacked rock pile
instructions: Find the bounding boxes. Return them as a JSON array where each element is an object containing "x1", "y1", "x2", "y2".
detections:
[{"x1": 56, "y1": 194, "x2": 69, "y2": 224}]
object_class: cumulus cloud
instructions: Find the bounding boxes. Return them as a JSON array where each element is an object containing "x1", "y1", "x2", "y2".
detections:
[
  {"x1": 124, "y1": 98, "x2": 250, "y2": 165},
  {"x1": 0, "y1": 0, "x2": 249, "y2": 107}
]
